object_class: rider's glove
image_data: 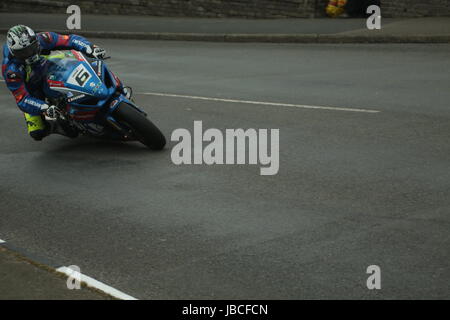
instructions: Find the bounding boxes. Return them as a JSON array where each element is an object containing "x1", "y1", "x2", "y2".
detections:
[
  {"x1": 86, "y1": 45, "x2": 107, "y2": 59},
  {"x1": 41, "y1": 104, "x2": 58, "y2": 118}
]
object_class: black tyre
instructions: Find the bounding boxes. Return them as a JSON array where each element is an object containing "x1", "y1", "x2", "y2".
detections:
[{"x1": 114, "y1": 102, "x2": 166, "y2": 150}]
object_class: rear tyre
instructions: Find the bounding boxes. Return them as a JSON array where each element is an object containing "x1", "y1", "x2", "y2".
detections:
[{"x1": 114, "y1": 102, "x2": 166, "y2": 150}]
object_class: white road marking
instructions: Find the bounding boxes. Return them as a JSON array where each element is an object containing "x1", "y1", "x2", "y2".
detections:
[
  {"x1": 56, "y1": 266, "x2": 138, "y2": 300},
  {"x1": 0, "y1": 239, "x2": 5, "y2": 244},
  {"x1": 138, "y1": 92, "x2": 380, "y2": 113},
  {"x1": 0, "y1": 82, "x2": 379, "y2": 113}
]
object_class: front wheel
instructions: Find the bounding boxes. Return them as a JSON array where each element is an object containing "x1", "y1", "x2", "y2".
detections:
[{"x1": 113, "y1": 102, "x2": 166, "y2": 150}]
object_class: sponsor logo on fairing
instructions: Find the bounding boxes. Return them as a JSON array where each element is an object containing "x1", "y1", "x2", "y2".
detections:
[
  {"x1": 96, "y1": 61, "x2": 102, "y2": 77},
  {"x1": 110, "y1": 99, "x2": 119, "y2": 108},
  {"x1": 67, "y1": 94, "x2": 86, "y2": 103}
]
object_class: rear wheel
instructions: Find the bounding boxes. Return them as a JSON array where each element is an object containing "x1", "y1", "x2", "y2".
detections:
[{"x1": 113, "y1": 102, "x2": 166, "y2": 150}]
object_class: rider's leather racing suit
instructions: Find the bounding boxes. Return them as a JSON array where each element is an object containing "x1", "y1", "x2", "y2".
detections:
[{"x1": 2, "y1": 32, "x2": 95, "y2": 140}]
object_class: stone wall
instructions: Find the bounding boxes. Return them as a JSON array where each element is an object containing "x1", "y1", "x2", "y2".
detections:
[
  {"x1": 383, "y1": 0, "x2": 450, "y2": 18},
  {"x1": 1, "y1": 0, "x2": 450, "y2": 18},
  {"x1": 0, "y1": 0, "x2": 317, "y2": 18}
]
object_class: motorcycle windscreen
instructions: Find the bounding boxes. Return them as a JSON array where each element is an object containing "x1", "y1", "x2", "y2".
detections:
[{"x1": 46, "y1": 59, "x2": 108, "y2": 99}]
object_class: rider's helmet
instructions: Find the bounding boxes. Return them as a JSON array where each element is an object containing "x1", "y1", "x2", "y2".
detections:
[{"x1": 6, "y1": 25, "x2": 41, "y2": 64}]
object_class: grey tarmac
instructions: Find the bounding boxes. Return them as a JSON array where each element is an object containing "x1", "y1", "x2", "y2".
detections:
[{"x1": 0, "y1": 38, "x2": 449, "y2": 299}]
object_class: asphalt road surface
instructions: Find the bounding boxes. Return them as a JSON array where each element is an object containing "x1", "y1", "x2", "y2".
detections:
[{"x1": 1, "y1": 38, "x2": 449, "y2": 299}]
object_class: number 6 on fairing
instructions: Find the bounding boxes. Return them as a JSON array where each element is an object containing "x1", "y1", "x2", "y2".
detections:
[
  {"x1": 75, "y1": 69, "x2": 90, "y2": 87},
  {"x1": 67, "y1": 64, "x2": 92, "y2": 87}
]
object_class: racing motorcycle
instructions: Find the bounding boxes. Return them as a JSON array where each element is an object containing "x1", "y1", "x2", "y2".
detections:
[{"x1": 41, "y1": 50, "x2": 166, "y2": 150}]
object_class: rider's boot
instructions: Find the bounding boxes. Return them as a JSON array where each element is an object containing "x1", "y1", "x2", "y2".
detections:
[
  {"x1": 25, "y1": 113, "x2": 49, "y2": 141},
  {"x1": 25, "y1": 113, "x2": 78, "y2": 140}
]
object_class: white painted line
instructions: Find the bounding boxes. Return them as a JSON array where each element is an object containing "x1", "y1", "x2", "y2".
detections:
[
  {"x1": 56, "y1": 266, "x2": 138, "y2": 300},
  {"x1": 0, "y1": 239, "x2": 5, "y2": 244},
  {"x1": 138, "y1": 92, "x2": 380, "y2": 113}
]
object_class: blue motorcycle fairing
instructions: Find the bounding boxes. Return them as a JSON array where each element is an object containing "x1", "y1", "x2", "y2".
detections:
[
  {"x1": 108, "y1": 93, "x2": 144, "y2": 114},
  {"x1": 44, "y1": 54, "x2": 108, "y2": 99},
  {"x1": 40, "y1": 50, "x2": 144, "y2": 137}
]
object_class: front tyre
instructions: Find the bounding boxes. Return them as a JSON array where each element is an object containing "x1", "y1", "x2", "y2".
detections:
[{"x1": 114, "y1": 102, "x2": 166, "y2": 150}]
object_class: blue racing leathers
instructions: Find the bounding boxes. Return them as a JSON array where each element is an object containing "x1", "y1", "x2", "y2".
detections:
[{"x1": 2, "y1": 32, "x2": 93, "y2": 116}]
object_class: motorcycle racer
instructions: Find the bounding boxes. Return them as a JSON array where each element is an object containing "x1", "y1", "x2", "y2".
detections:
[{"x1": 2, "y1": 25, "x2": 108, "y2": 141}]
